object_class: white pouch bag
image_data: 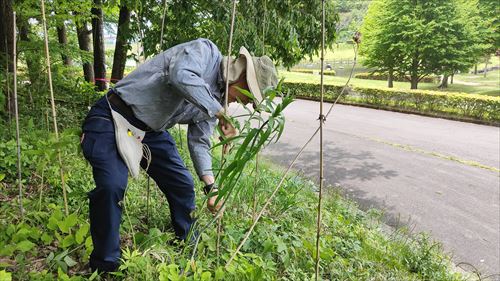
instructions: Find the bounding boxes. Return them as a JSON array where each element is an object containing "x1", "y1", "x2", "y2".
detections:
[{"x1": 107, "y1": 97, "x2": 145, "y2": 178}]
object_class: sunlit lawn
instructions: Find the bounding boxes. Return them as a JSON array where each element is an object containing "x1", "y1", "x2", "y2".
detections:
[{"x1": 280, "y1": 69, "x2": 500, "y2": 96}]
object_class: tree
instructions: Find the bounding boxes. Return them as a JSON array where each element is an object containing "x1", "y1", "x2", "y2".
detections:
[
  {"x1": 137, "y1": 0, "x2": 338, "y2": 68},
  {"x1": 56, "y1": 22, "x2": 72, "y2": 66},
  {"x1": 1, "y1": 0, "x2": 15, "y2": 114},
  {"x1": 476, "y1": 0, "x2": 500, "y2": 77},
  {"x1": 91, "y1": 0, "x2": 106, "y2": 91},
  {"x1": 111, "y1": 2, "x2": 131, "y2": 83},
  {"x1": 360, "y1": 0, "x2": 480, "y2": 89},
  {"x1": 436, "y1": 0, "x2": 480, "y2": 88},
  {"x1": 360, "y1": 0, "x2": 400, "y2": 88}
]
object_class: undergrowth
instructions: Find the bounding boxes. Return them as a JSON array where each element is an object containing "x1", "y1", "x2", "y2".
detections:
[{"x1": 0, "y1": 83, "x2": 465, "y2": 280}]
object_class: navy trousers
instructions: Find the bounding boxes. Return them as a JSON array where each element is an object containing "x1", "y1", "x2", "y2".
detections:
[{"x1": 81, "y1": 95, "x2": 195, "y2": 272}]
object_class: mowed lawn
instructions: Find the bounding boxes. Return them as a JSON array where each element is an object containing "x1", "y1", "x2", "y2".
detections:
[{"x1": 280, "y1": 69, "x2": 500, "y2": 96}]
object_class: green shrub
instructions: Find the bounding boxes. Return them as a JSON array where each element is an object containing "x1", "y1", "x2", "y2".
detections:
[
  {"x1": 290, "y1": 68, "x2": 336, "y2": 76},
  {"x1": 283, "y1": 81, "x2": 500, "y2": 123},
  {"x1": 355, "y1": 72, "x2": 438, "y2": 83}
]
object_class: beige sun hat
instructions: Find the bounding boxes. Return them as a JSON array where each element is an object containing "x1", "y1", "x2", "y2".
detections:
[{"x1": 222, "y1": 46, "x2": 278, "y2": 103}]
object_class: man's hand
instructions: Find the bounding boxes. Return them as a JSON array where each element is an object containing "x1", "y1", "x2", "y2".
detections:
[
  {"x1": 201, "y1": 175, "x2": 225, "y2": 215},
  {"x1": 218, "y1": 116, "x2": 237, "y2": 139},
  {"x1": 207, "y1": 192, "x2": 224, "y2": 215}
]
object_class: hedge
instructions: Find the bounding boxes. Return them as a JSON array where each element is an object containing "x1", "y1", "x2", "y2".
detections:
[
  {"x1": 291, "y1": 68, "x2": 336, "y2": 76},
  {"x1": 355, "y1": 72, "x2": 438, "y2": 83},
  {"x1": 283, "y1": 81, "x2": 500, "y2": 124}
]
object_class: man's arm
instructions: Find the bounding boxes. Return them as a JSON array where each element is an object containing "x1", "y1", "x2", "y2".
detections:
[
  {"x1": 187, "y1": 118, "x2": 217, "y2": 182},
  {"x1": 168, "y1": 40, "x2": 223, "y2": 119},
  {"x1": 187, "y1": 118, "x2": 224, "y2": 213}
]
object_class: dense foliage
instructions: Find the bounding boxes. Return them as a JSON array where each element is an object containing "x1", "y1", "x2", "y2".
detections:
[
  {"x1": 0, "y1": 118, "x2": 464, "y2": 280},
  {"x1": 359, "y1": 0, "x2": 500, "y2": 89},
  {"x1": 284, "y1": 81, "x2": 500, "y2": 124}
]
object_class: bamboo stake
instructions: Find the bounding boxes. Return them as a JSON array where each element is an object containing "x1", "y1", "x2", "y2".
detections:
[
  {"x1": 159, "y1": 0, "x2": 168, "y2": 50},
  {"x1": 12, "y1": 12, "x2": 23, "y2": 217},
  {"x1": 315, "y1": 0, "x2": 326, "y2": 279},
  {"x1": 217, "y1": 0, "x2": 238, "y2": 265},
  {"x1": 41, "y1": 0, "x2": 69, "y2": 216}
]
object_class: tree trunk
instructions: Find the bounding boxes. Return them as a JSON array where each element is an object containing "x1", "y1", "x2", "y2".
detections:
[
  {"x1": 440, "y1": 74, "x2": 449, "y2": 88},
  {"x1": 410, "y1": 75, "x2": 419, "y2": 89},
  {"x1": 57, "y1": 23, "x2": 72, "y2": 66},
  {"x1": 75, "y1": 20, "x2": 94, "y2": 83},
  {"x1": 387, "y1": 68, "x2": 394, "y2": 88},
  {"x1": 91, "y1": 0, "x2": 107, "y2": 91},
  {"x1": 474, "y1": 63, "x2": 478, "y2": 75},
  {"x1": 111, "y1": 4, "x2": 131, "y2": 83},
  {"x1": 3, "y1": 0, "x2": 14, "y2": 116},
  {"x1": 450, "y1": 73, "x2": 454, "y2": 84},
  {"x1": 483, "y1": 55, "x2": 490, "y2": 78},
  {"x1": 0, "y1": 0, "x2": 6, "y2": 72},
  {"x1": 18, "y1": 19, "x2": 40, "y2": 85}
]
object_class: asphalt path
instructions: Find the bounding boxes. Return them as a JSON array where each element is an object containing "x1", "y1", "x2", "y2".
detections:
[{"x1": 233, "y1": 99, "x2": 500, "y2": 275}]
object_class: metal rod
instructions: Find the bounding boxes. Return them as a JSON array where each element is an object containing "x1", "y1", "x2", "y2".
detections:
[
  {"x1": 13, "y1": 12, "x2": 23, "y2": 217},
  {"x1": 41, "y1": 0, "x2": 69, "y2": 216},
  {"x1": 315, "y1": 0, "x2": 326, "y2": 279}
]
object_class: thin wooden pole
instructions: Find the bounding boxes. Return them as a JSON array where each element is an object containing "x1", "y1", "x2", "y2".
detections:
[
  {"x1": 13, "y1": 12, "x2": 23, "y2": 217},
  {"x1": 159, "y1": 0, "x2": 168, "y2": 50},
  {"x1": 226, "y1": 34, "x2": 360, "y2": 271},
  {"x1": 315, "y1": 0, "x2": 326, "y2": 279},
  {"x1": 41, "y1": 0, "x2": 69, "y2": 216},
  {"x1": 217, "y1": 0, "x2": 238, "y2": 265}
]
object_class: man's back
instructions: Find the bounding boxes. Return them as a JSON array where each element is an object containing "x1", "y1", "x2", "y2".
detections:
[{"x1": 115, "y1": 38, "x2": 223, "y2": 131}]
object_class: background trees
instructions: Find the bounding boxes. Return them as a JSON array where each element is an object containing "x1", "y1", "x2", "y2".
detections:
[
  {"x1": 360, "y1": 0, "x2": 499, "y2": 89},
  {"x1": 0, "y1": 0, "x2": 339, "y2": 115}
]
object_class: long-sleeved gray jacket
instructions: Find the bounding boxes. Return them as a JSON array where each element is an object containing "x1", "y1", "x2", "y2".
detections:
[{"x1": 114, "y1": 38, "x2": 224, "y2": 178}]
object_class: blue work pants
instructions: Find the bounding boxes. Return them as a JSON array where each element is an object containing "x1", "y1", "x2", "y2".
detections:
[{"x1": 80, "y1": 95, "x2": 195, "y2": 272}]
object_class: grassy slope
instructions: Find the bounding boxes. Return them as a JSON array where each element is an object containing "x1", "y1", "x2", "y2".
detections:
[{"x1": 0, "y1": 118, "x2": 464, "y2": 280}]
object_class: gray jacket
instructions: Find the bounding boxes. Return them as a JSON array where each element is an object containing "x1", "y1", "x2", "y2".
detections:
[{"x1": 115, "y1": 38, "x2": 224, "y2": 178}]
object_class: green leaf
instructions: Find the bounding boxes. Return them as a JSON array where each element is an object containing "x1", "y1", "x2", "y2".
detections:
[
  {"x1": 275, "y1": 237, "x2": 287, "y2": 253},
  {"x1": 0, "y1": 270, "x2": 12, "y2": 281},
  {"x1": 58, "y1": 213, "x2": 78, "y2": 234},
  {"x1": 41, "y1": 233, "x2": 53, "y2": 245},
  {"x1": 0, "y1": 174, "x2": 5, "y2": 182},
  {"x1": 61, "y1": 235, "x2": 75, "y2": 248},
  {"x1": 16, "y1": 240, "x2": 35, "y2": 253},
  {"x1": 63, "y1": 255, "x2": 77, "y2": 267},
  {"x1": 75, "y1": 224, "x2": 89, "y2": 244}
]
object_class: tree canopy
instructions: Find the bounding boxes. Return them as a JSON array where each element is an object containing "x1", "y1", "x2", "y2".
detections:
[{"x1": 360, "y1": 0, "x2": 499, "y2": 89}]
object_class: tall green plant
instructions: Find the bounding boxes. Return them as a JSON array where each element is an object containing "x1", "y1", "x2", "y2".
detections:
[{"x1": 187, "y1": 82, "x2": 294, "y2": 260}]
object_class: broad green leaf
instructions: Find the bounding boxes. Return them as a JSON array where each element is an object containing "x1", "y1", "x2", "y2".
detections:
[
  {"x1": 41, "y1": 233, "x2": 53, "y2": 245},
  {"x1": 58, "y1": 213, "x2": 78, "y2": 234},
  {"x1": 63, "y1": 255, "x2": 77, "y2": 267},
  {"x1": 61, "y1": 235, "x2": 75, "y2": 248},
  {"x1": 0, "y1": 270, "x2": 12, "y2": 281},
  {"x1": 75, "y1": 224, "x2": 89, "y2": 244},
  {"x1": 16, "y1": 240, "x2": 35, "y2": 253}
]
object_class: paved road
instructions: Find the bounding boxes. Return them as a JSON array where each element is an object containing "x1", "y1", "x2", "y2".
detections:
[{"x1": 247, "y1": 99, "x2": 500, "y2": 275}]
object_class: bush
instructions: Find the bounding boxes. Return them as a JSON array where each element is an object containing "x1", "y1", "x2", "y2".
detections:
[
  {"x1": 290, "y1": 68, "x2": 336, "y2": 76},
  {"x1": 355, "y1": 72, "x2": 438, "y2": 83},
  {"x1": 283, "y1": 81, "x2": 500, "y2": 123}
]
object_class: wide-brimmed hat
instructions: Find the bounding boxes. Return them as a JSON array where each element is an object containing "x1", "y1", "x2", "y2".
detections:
[{"x1": 222, "y1": 47, "x2": 278, "y2": 103}]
